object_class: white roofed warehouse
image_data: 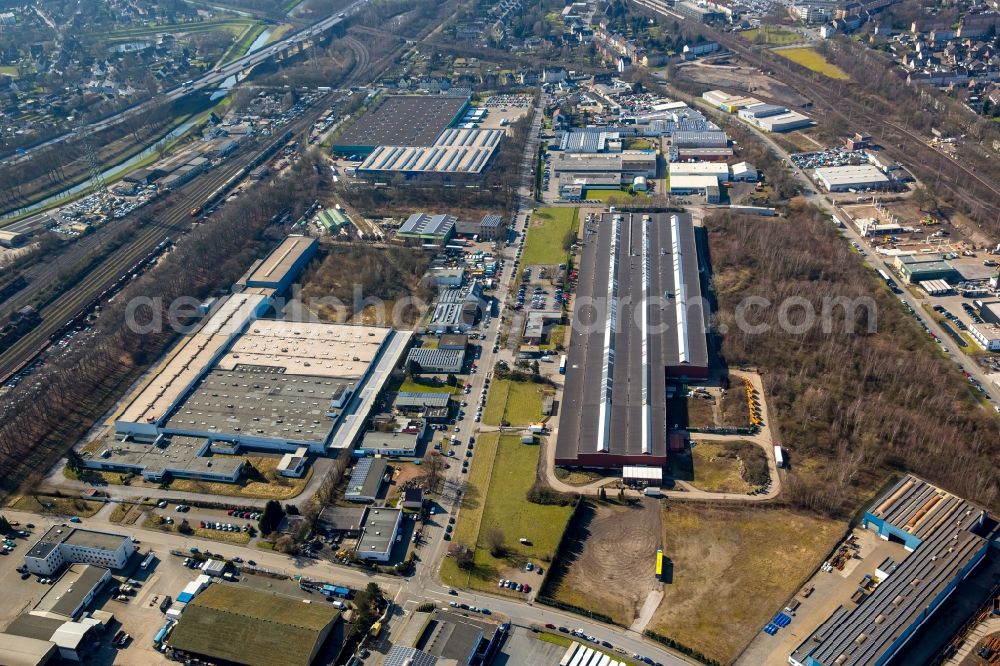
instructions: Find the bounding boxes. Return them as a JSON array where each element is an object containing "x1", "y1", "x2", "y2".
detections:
[{"x1": 814, "y1": 164, "x2": 890, "y2": 192}]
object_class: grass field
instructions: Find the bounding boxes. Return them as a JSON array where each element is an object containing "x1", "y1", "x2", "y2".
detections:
[
  {"x1": 521, "y1": 208, "x2": 578, "y2": 268},
  {"x1": 650, "y1": 504, "x2": 844, "y2": 664},
  {"x1": 776, "y1": 47, "x2": 850, "y2": 80},
  {"x1": 689, "y1": 442, "x2": 752, "y2": 493},
  {"x1": 686, "y1": 394, "x2": 715, "y2": 428},
  {"x1": 482, "y1": 379, "x2": 550, "y2": 426},
  {"x1": 10, "y1": 495, "x2": 104, "y2": 518},
  {"x1": 482, "y1": 381, "x2": 511, "y2": 426},
  {"x1": 742, "y1": 26, "x2": 801, "y2": 45},
  {"x1": 719, "y1": 384, "x2": 752, "y2": 427},
  {"x1": 548, "y1": 500, "x2": 662, "y2": 626},
  {"x1": 441, "y1": 434, "x2": 572, "y2": 592},
  {"x1": 582, "y1": 188, "x2": 637, "y2": 202}
]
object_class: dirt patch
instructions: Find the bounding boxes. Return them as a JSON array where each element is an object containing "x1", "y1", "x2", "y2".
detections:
[
  {"x1": 548, "y1": 499, "x2": 663, "y2": 625},
  {"x1": 650, "y1": 504, "x2": 844, "y2": 665},
  {"x1": 387, "y1": 463, "x2": 424, "y2": 502},
  {"x1": 676, "y1": 62, "x2": 811, "y2": 107}
]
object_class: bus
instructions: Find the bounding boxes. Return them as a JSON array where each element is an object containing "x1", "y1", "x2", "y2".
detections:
[
  {"x1": 559, "y1": 355, "x2": 567, "y2": 375},
  {"x1": 774, "y1": 446, "x2": 785, "y2": 469},
  {"x1": 655, "y1": 549, "x2": 663, "y2": 578},
  {"x1": 140, "y1": 552, "x2": 157, "y2": 570}
]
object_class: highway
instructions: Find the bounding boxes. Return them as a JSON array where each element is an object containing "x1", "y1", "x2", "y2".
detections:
[{"x1": 0, "y1": 0, "x2": 368, "y2": 167}]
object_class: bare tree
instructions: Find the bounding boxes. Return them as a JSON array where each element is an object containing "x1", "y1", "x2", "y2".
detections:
[{"x1": 486, "y1": 527, "x2": 507, "y2": 558}]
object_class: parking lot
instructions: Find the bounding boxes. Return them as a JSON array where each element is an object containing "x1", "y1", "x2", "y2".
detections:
[
  {"x1": 476, "y1": 95, "x2": 532, "y2": 130},
  {"x1": 514, "y1": 264, "x2": 566, "y2": 313}
]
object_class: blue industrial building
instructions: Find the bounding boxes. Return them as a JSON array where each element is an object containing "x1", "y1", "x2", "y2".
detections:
[{"x1": 790, "y1": 475, "x2": 994, "y2": 666}]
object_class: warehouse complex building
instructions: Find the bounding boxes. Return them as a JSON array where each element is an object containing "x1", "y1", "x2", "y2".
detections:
[
  {"x1": 332, "y1": 95, "x2": 470, "y2": 156},
  {"x1": 169, "y1": 585, "x2": 342, "y2": 666},
  {"x1": 556, "y1": 213, "x2": 709, "y2": 469},
  {"x1": 814, "y1": 164, "x2": 890, "y2": 192},
  {"x1": 333, "y1": 95, "x2": 505, "y2": 179},
  {"x1": 789, "y1": 475, "x2": 996, "y2": 666},
  {"x1": 92, "y1": 236, "x2": 412, "y2": 483}
]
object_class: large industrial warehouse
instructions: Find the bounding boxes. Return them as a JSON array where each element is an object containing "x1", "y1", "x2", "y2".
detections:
[
  {"x1": 789, "y1": 475, "x2": 996, "y2": 666},
  {"x1": 106, "y1": 236, "x2": 412, "y2": 478},
  {"x1": 555, "y1": 212, "x2": 709, "y2": 469},
  {"x1": 332, "y1": 95, "x2": 470, "y2": 156},
  {"x1": 358, "y1": 128, "x2": 504, "y2": 177}
]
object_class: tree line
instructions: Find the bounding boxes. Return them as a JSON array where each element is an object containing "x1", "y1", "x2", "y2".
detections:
[{"x1": 707, "y1": 202, "x2": 1000, "y2": 517}]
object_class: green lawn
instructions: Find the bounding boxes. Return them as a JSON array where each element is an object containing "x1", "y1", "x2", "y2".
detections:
[
  {"x1": 776, "y1": 47, "x2": 850, "y2": 80},
  {"x1": 398, "y1": 379, "x2": 460, "y2": 394},
  {"x1": 482, "y1": 380, "x2": 510, "y2": 426},
  {"x1": 742, "y1": 26, "x2": 801, "y2": 45},
  {"x1": 441, "y1": 434, "x2": 572, "y2": 592},
  {"x1": 521, "y1": 208, "x2": 578, "y2": 268},
  {"x1": 10, "y1": 495, "x2": 104, "y2": 518},
  {"x1": 582, "y1": 188, "x2": 637, "y2": 202},
  {"x1": 482, "y1": 379, "x2": 549, "y2": 426}
]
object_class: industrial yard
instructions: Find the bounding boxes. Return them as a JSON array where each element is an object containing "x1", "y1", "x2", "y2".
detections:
[{"x1": 2, "y1": 0, "x2": 1000, "y2": 663}]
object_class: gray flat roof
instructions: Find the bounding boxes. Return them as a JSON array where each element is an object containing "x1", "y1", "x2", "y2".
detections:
[
  {"x1": 556, "y1": 212, "x2": 708, "y2": 465},
  {"x1": 87, "y1": 434, "x2": 244, "y2": 478},
  {"x1": 318, "y1": 506, "x2": 368, "y2": 532},
  {"x1": 33, "y1": 564, "x2": 107, "y2": 619},
  {"x1": 356, "y1": 507, "x2": 401, "y2": 555},
  {"x1": 163, "y1": 368, "x2": 346, "y2": 445},
  {"x1": 360, "y1": 429, "x2": 420, "y2": 453},
  {"x1": 336, "y1": 95, "x2": 469, "y2": 148},
  {"x1": 30, "y1": 526, "x2": 129, "y2": 556}
]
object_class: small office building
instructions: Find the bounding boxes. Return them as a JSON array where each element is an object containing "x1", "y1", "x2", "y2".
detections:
[
  {"x1": 356, "y1": 507, "x2": 403, "y2": 562},
  {"x1": 24, "y1": 526, "x2": 135, "y2": 576}
]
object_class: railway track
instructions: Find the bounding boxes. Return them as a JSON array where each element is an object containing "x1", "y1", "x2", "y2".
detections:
[
  {"x1": 0, "y1": 108, "x2": 325, "y2": 385},
  {"x1": 631, "y1": 0, "x2": 1000, "y2": 223}
]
